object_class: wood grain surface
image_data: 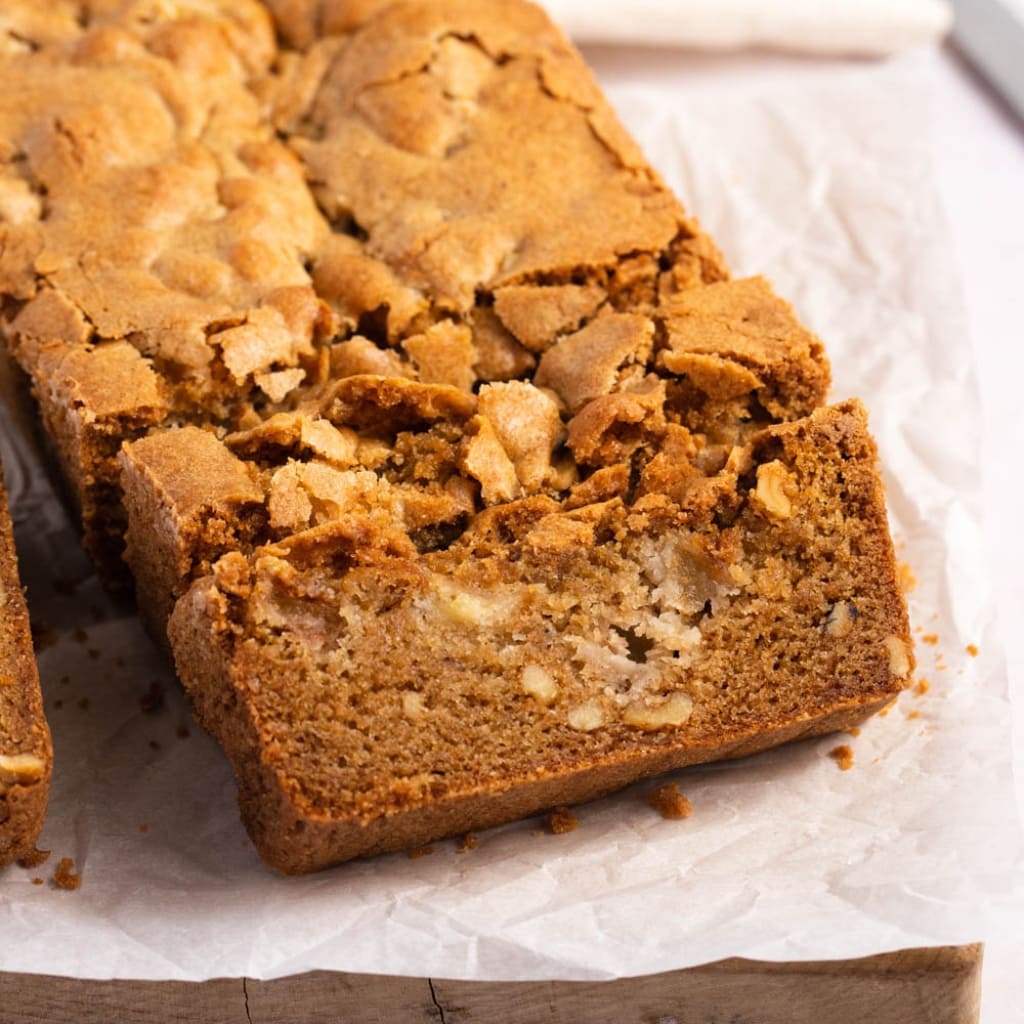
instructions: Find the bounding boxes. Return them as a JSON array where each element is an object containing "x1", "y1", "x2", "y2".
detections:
[{"x1": 0, "y1": 945, "x2": 983, "y2": 1024}]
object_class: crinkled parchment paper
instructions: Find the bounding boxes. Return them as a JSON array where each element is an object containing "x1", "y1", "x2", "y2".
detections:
[{"x1": 0, "y1": 53, "x2": 1021, "y2": 982}]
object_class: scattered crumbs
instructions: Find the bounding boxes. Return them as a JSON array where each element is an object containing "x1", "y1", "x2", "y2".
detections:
[
  {"x1": 456, "y1": 833, "x2": 479, "y2": 854},
  {"x1": 53, "y1": 699, "x2": 63, "y2": 710},
  {"x1": 52, "y1": 857, "x2": 81, "y2": 891},
  {"x1": 71, "y1": 627, "x2": 89, "y2": 645},
  {"x1": 648, "y1": 783, "x2": 693, "y2": 821},
  {"x1": 148, "y1": 740, "x2": 162, "y2": 751},
  {"x1": 60, "y1": 675, "x2": 70, "y2": 686},
  {"x1": 907, "y1": 710, "x2": 920, "y2": 720},
  {"x1": 914, "y1": 679, "x2": 930, "y2": 697},
  {"x1": 879, "y1": 705, "x2": 891, "y2": 718},
  {"x1": 966, "y1": 644, "x2": 979, "y2": 658},
  {"x1": 77, "y1": 698, "x2": 90, "y2": 711},
  {"x1": 921, "y1": 634, "x2": 938, "y2": 646},
  {"x1": 18, "y1": 847, "x2": 50, "y2": 869},
  {"x1": 872, "y1": 756, "x2": 881, "y2": 764},
  {"x1": 175, "y1": 724, "x2": 191, "y2": 740},
  {"x1": 408, "y1": 845, "x2": 434, "y2": 860},
  {"x1": 114, "y1": 656, "x2": 126, "y2": 669},
  {"x1": 546, "y1": 806, "x2": 579, "y2": 835},
  {"x1": 913, "y1": 624, "x2": 923, "y2": 634},
  {"x1": 896, "y1": 561, "x2": 917, "y2": 594},
  {"x1": 140, "y1": 680, "x2": 165, "y2": 715},
  {"x1": 31, "y1": 877, "x2": 43, "y2": 886},
  {"x1": 846, "y1": 726, "x2": 861, "y2": 738},
  {"x1": 138, "y1": 824, "x2": 149, "y2": 834},
  {"x1": 87, "y1": 648, "x2": 101, "y2": 661},
  {"x1": 829, "y1": 745, "x2": 855, "y2": 771},
  {"x1": 30, "y1": 620, "x2": 58, "y2": 652}
]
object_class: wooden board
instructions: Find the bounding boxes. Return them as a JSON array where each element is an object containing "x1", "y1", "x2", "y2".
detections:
[{"x1": 0, "y1": 945, "x2": 982, "y2": 1024}]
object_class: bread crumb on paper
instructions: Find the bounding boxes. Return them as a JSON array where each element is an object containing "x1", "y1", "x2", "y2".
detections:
[
  {"x1": 456, "y1": 833, "x2": 479, "y2": 854},
  {"x1": 829, "y1": 745, "x2": 854, "y2": 771},
  {"x1": 52, "y1": 857, "x2": 81, "y2": 891},
  {"x1": 546, "y1": 806, "x2": 579, "y2": 834},
  {"x1": 648, "y1": 783, "x2": 693, "y2": 820},
  {"x1": 896, "y1": 561, "x2": 917, "y2": 594},
  {"x1": 140, "y1": 679, "x2": 165, "y2": 714},
  {"x1": 966, "y1": 644, "x2": 979, "y2": 657}
]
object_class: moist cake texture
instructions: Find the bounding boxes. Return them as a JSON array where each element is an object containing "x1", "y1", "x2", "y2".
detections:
[
  {"x1": 0, "y1": 467, "x2": 51, "y2": 866},
  {"x1": 162, "y1": 400, "x2": 911, "y2": 872},
  {"x1": 1, "y1": 0, "x2": 911, "y2": 873}
]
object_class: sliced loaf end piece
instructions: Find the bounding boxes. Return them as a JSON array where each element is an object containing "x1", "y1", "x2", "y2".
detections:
[
  {"x1": 0, "y1": 467, "x2": 52, "y2": 867},
  {"x1": 168, "y1": 400, "x2": 910, "y2": 874}
]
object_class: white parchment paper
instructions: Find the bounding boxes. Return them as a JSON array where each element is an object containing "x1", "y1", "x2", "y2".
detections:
[
  {"x1": 543, "y1": 0, "x2": 952, "y2": 56},
  {"x1": 0, "y1": 53, "x2": 1022, "y2": 982}
]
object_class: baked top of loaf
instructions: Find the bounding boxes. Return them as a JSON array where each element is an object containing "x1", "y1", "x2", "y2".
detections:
[
  {"x1": 1, "y1": 0, "x2": 911, "y2": 874},
  {"x1": 0, "y1": 0, "x2": 726, "y2": 581},
  {"x1": 0, "y1": 467, "x2": 51, "y2": 867}
]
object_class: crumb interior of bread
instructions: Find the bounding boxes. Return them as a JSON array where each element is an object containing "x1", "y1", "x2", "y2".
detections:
[{"x1": 203, "y1": 407, "x2": 907, "y2": 819}]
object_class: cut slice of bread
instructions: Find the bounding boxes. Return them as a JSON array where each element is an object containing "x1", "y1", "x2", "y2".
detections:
[
  {"x1": 160, "y1": 401, "x2": 910, "y2": 873},
  {"x1": 0, "y1": 467, "x2": 51, "y2": 866}
]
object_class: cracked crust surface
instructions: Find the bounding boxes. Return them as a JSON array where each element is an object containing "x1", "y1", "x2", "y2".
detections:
[
  {"x1": 0, "y1": 0, "x2": 329, "y2": 578},
  {"x1": 0, "y1": 468, "x2": 51, "y2": 867},
  {"x1": 1, "y1": 0, "x2": 910, "y2": 873},
  {"x1": 1, "y1": 0, "x2": 729, "y2": 582}
]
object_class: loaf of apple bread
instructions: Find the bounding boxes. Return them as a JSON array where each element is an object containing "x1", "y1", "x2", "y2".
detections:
[{"x1": 1, "y1": 0, "x2": 911, "y2": 873}]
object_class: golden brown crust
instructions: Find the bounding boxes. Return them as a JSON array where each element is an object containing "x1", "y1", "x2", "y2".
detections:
[
  {"x1": 1, "y1": 0, "x2": 730, "y2": 584},
  {"x1": 282, "y1": 0, "x2": 728, "y2": 317},
  {"x1": 119, "y1": 427, "x2": 266, "y2": 646},
  {"x1": 0, "y1": 468, "x2": 52, "y2": 867},
  {"x1": 0, "y1": 1, "x2": 326, "y2": 580}
]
